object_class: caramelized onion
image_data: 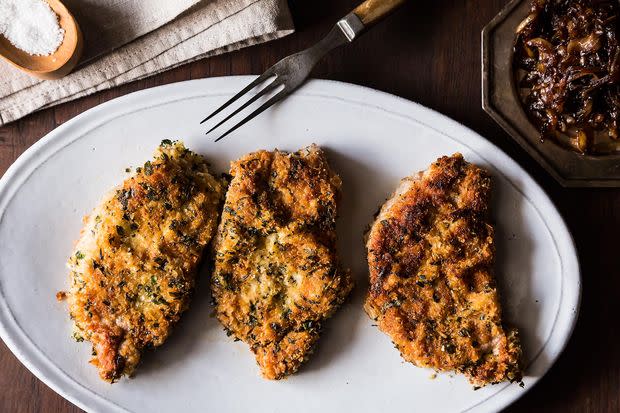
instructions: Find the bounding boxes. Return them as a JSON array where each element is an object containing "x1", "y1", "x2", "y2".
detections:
[
  {"x1": 516, "y1": 12, "x2": 539, "y2": 34},
  {"x1": 514, "y1": 0, "x2": 620, "y2": 154},
  {"x1": 567, "y1": 33, "x2": 603, "y2": 55}
]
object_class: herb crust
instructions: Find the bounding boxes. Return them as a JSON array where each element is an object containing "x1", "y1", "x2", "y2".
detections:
[
  {"x1": 211, "y1": 144, "x2": 353, "y2": 379},
  {"x1": 365, "y1": 154, "x2": 522, "y2": 387},
  {"x1": 65, "y1": 141, "x2": 225, "y2": 382}
]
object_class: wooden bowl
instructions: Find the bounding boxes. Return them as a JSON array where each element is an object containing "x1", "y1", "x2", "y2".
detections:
[{"x1": 0, "y1": 0, "x2": 83, "y2": 80}]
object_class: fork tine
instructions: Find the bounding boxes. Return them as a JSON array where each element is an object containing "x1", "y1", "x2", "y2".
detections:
[
  {"x1": 214, "y1": 89, "x2": 289, "y2": 142},
  {"x1": 205, "y1": 78, "x2": 281, "y2": 135},
  {"x1": 199, "y1": 73, "x2": 275, "y2": 124}
]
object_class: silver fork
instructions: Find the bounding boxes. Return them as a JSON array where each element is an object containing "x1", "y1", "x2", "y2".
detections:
[{"x1": 201, "y1": 0, "x2": 406, "y2": 142}]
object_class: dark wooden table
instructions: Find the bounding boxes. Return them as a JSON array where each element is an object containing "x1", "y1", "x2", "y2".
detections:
[{"x1": 0, "y1": 1, "x2": 616, "y2": 411}]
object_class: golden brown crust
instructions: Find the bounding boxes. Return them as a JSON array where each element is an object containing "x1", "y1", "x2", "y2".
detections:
[
  {"x1": 66, "y1": 141, "x2": 225, "y2": 382},
  {"x1": 211, "y1": 144, "x2": 353, "y2": 380},
  {"x1": 365, "y1": 153, "x2": 522, "y2": 387}
]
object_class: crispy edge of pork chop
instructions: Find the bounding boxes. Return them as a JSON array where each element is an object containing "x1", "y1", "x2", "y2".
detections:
[{"x1": 364, "y1": 153, "x2": 523, "y2": 387}]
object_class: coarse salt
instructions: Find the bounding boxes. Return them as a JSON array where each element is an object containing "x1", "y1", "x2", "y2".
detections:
[{"x1": 0, "y1": 0, "x2": 65, "y2": 56}]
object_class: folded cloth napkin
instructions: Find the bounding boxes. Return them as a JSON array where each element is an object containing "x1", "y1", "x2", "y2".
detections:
[{"x1": 0, "y1": 0, "x2": 294, "y2": 126}]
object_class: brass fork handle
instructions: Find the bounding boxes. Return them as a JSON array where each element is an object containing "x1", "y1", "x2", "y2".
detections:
[{"x1": 353, "y1": 0, "x2": 407, "y2": 26}]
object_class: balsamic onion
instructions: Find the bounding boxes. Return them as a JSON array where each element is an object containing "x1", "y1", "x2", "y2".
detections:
[{"x1": 514, "y1": 0, "x2": 620, "y2": 154}]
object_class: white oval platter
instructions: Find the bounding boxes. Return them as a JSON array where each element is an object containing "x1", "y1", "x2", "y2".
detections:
[{"x1": 0, "y1": 77, "x2": 580, "y2": 413}]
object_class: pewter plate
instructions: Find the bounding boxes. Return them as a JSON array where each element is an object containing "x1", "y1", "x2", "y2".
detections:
[{"x1": 482, "y1": 0, "x2": 620, "y2": 187}]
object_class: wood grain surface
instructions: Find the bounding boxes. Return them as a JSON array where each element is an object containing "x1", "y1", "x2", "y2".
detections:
[{"x1": 0, "y1": 1, "x2": 617, "y2": 412}]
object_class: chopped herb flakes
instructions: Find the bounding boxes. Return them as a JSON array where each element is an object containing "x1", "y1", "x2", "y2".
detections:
[
  {"x1": 65, "y1": 141, "x2": 225, "y2": 381},
  {"x1": 144, "y1": 161, "x2": 153, "y2": 176}
]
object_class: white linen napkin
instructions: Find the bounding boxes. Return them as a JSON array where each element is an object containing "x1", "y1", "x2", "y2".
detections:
[{"x1": 0, "y1": 0, "x2": 294, "y2": 126}]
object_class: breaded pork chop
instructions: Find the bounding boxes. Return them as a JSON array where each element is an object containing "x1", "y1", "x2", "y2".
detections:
[
  {"x1": 211, "y1": 145, "x2": 353, "y2": 380},
  {"x1": 65, "y1": 141, "x2": 225, "y2": 382},
  {"x1": 364, "y1": 154, "x2": 522, "y2": 387}
]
